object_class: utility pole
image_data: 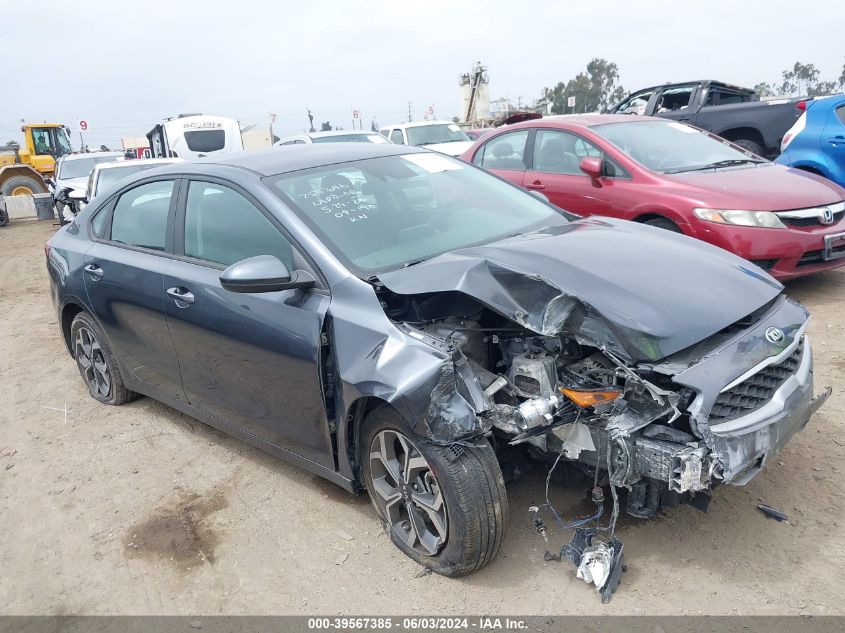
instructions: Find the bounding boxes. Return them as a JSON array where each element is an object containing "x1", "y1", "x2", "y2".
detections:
[
  {"x1": 269, "y1": 113, "x2": 276, "y2": 145},
  {"x1": 408, "y1": 102, "x2": 412, "y2": 123}
]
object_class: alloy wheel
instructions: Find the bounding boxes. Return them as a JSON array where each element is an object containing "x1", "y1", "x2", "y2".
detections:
[
  {"x1": 74, "y1": 326, "x2": 111, "y2": 398},
  {"x1": 369, "y1": 429, "x2": 448, "y2": 556}
]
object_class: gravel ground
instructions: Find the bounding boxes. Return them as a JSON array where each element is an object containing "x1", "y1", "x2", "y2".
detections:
[{"x1": 1, "y1": 217, "x2": 843, "y2": 615}]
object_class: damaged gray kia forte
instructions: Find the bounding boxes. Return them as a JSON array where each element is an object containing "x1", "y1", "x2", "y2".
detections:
[{"x1": 47, "y1": 144, "x2": 830, "y2": 599}]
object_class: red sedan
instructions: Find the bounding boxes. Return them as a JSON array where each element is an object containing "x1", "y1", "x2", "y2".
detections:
[{"x1": 460, "y1": 115, "x2": 845, "y2": 280}]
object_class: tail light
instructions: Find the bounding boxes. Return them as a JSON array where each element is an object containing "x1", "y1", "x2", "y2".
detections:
[
  {"x1": 44, "y1": 239, "x2": 52, "y2": 260},
  {"x1": 781, "y1": 113, "x2": 807, "y2": 152}
]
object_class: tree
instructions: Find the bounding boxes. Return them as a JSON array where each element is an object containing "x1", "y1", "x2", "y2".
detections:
[
  {"x1": 753, "y1": 82, "x2": 775, "y2": 97},
  {"x1": 839, "y1": 59, "x2": 845, "y2": 89},
  {"x1": 320, "y1": 121, "x2": 333, "y2": 131},
  {"x1": 544, "y1": 58, "x2": 627, "y2": 114}
]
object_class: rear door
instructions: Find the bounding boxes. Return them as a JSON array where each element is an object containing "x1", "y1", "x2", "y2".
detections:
[
  {"x1": 522, "y1": 129, "x2": 614, "y2": 216},
  {"x1": 470, "y1": 129, "x2": 531, "y2": 189},
  {"x1": 83, "y1": 178, "x2": 186, "y2": 403},
  {"x1": 163, "y1": 178, "x2": 334, "y2": 468}
]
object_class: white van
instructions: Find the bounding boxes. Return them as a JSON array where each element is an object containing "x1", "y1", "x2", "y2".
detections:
[{"x1": 146, "y1": 114, "x2": 243, "y2": 160}]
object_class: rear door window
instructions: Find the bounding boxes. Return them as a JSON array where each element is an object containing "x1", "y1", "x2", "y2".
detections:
[
  {"x1": 836, "y1": 105, "x2": 845, "y2": 125},
  {"x1": 109, "y1": 180, "x2": 175, "y2": 251},
  {"x1": 474, "y1": 130, "x2": 529, "y2": 170}
]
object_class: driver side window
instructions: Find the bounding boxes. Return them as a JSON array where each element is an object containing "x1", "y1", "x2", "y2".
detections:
[
  {"x1": 389, "y1": 129, "x2": 405, "y2": 145},
  {"x1": 183, "y1": 181, "x2": 296, "y2": 270},
  {"x1": 533, "y1": 130, "x2": 601, "y2": 176}
]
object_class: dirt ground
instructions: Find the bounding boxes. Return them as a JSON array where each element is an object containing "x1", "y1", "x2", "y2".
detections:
[{"x1": 1, "y1": 217, "x2": 844, "y2": 615}]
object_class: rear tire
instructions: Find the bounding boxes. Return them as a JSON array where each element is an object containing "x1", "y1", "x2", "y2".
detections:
[
  {"x1": 0, "y1": 175, "x2": 45, "y2": 197},
  {"x1": 361, "y1": 406, "x2": 507, "y2": 577},
  {"x1": 70, "y1": 312, "x2": 140, "y2": 405},
  {"x1": 642, "y1": 217, "x2": 681, "y2": 233},
  {"x1": 732, "y1": 138, "x2": 765, "y2": 157}
]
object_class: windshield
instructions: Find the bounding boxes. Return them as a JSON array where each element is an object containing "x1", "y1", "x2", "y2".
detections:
[
  {"x1": 95, "y1": 163, "x2": 170, "y2": 196},
  {"x1": 406, "y1": 124, "x2": 469, "y2": 146},
  {"x1": 58, "y1": 156, "x2": 120, "y2": 180},
  {"x1": 592, "y1": 120, "x2": 765, "y2": 173},
  {"x1": 270, "y1": 152, "x2": 563, "y2": 275},
  {"x1": 312, "y1": 134, "x2": 389, "y2": 144}
]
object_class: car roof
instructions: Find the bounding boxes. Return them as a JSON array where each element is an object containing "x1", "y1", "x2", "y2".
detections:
[
  {"x1": 187, "y1": 143, "x2": 427, "y2": 177},
  {"x1": 383, "y1": 120, "x2": 456, "y2": 130},
  {"x1": 62, "y1": 151, "x2": 124, "y2": 162},
  {"x1": 308, "y1": 130, "x2": 381, "y2": 139},
  {"x1": 498, "y1": 113, "x2": 664, "y2": 130},
  {"x1": 94, "y1": 158, "x2": 182, "y2": 171}
]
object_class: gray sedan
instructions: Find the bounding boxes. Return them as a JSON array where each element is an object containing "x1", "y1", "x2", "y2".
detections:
[{"x1": 45, "y1": 143, "x2": 829, "y2": 598}]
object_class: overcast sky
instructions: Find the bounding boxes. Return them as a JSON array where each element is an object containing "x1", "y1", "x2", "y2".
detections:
[{"x1": 3, "y1": 1, "x2": 843, "y2": 147}]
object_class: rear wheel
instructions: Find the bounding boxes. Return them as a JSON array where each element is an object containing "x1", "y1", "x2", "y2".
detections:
[
  {"x1": 0, "y1": 175, "x2": 45, "y2": 197},
  {"x1": 642, "y1": 217, "x2": 681, "y2": 233},
  {"x1": 70, "y1": 312, "x2": 139, "y2": 405},
  {"x1": 361, "y1": 406, "x2": 507, "y2": 577},
  {"x1": 732, "y1": 138, "x2": 765, "y2": 157}
]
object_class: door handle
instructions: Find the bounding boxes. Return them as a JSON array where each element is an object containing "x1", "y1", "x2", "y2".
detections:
[
  {"x1": 525, "y1": 182, "x2": 546, "y2": 190},
  {"x1": 827, "y1": 136, "x2": 845, "y2": 146},
  {"x1": 84, "y1": 264, "x2": 104, "y2": 279},
  {"x1": 166, "y1": 287, "x2": 195, "y2": 306}
]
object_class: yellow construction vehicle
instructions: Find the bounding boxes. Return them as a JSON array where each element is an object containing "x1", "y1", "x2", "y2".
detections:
[{"x1": 0, "y1": 123, "x2": 73, "y2": 197}]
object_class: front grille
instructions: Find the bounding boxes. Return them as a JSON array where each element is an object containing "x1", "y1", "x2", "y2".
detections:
[
  {"x1": 709, "y1": 338, "x2": 804, "y2": 423},
  {"x1": 781, "y1": 211, "x2": 844, "y2": 228}
]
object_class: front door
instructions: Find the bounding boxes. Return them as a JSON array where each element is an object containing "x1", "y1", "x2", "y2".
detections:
[
  {"x1": 83, "y1": 178, "x2": 186, "y2": 403},
  {"x1": 163, "y1": 179, "x2": 334, "y2": 468},
  {"x1": 523, "y1": 129, "x2": 613, "y2": 216},
  {"x1": 822, "y1": 99, "x2": 845, "y2": 177}
]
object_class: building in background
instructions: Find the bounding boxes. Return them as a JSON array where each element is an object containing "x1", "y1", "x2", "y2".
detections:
[
  {"x1": 459, "y1": 62, "x2": 490, "y2": 124},
  {"x1": 489, "y1": 97, "x2": 515, "y2": 119}
]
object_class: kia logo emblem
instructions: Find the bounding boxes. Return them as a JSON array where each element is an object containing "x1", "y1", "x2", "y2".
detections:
[
  {"x1": 820, "y1": 207, "x2": 835, "y2": 225},
  {"x1": 765, "y1": 327, "x2": 785, "y2": 344}
]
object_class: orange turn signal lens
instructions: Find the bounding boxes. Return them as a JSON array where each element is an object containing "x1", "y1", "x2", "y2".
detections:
[{"x1": 559, "y1": 388, "x2": 622, "y2": 408}]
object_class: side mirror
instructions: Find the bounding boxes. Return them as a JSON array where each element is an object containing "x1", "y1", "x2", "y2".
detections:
[
  {"x1": 579, "y1": 157, "x2": 603, "y2": 180},
  {"x1": 69, "y1": 189, "x2": 88, "y2": 202},
  {"x1": 219, "y1": 255, "x2": 316, "y2": 293}
]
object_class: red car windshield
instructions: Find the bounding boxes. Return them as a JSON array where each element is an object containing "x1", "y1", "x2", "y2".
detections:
[{"x1": 593, "y1": 120, "x2": 764, "y2": 174}]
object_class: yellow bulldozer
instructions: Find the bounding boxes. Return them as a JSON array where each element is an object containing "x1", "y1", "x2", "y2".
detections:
[{"x1": 0, "y1": 123, "x2": 73, "y2": 197}]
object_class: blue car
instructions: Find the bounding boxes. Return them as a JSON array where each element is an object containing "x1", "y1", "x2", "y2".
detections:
[{"x1": 777, "y1": 93, "x2": 845, "y2": 187}]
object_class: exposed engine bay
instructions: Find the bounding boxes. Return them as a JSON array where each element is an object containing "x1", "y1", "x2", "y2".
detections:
[{"x1": 376, "y1": 284, "x2": 830, "y2": 602}]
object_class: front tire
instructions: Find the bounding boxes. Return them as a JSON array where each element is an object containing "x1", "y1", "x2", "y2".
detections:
[
  {"x1": 0, "y1": 175, "x2": 45, "y2": 197},
  {"x1": 70, "y1": 312, "x2": 139, "y2": 405},
  {"x1": 642, "y1": 216, "x2": 681, "y2": 233},
  {"x1": 361, "y1": 406, "x2": 507, "y2": 577}
]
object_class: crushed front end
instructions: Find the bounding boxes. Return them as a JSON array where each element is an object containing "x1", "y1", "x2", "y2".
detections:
[{"x1": 375, "y1": 279, "x2": 830, "y2": 601}]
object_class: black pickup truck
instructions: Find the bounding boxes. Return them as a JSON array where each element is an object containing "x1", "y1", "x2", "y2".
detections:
[{"x1": 608, "y1": 80, "x2": 806, "y2": 158}]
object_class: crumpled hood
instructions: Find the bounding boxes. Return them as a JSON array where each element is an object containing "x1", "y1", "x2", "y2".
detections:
[
  {"x1": 420, "y1": 141, "x2": 475, "y2": 157},
  {"x1": 54, "y1": 176, "x2": 88, "y2": 193},
  {"x1": 379, "y1": 218, "x2": 784, "y2": 362}
]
